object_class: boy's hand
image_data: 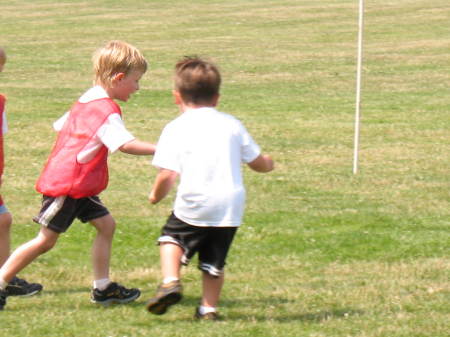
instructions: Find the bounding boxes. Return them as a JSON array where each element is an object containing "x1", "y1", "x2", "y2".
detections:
[
  {"x1": 149, "y1": 168, "x2": 178, "y2": 204},
  {"x1": 247, "y1": 154, "x2": 274, "y2": 173}
]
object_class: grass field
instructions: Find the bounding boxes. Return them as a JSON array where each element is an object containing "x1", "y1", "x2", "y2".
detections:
[{"x1": 0, "y1": 0, "x2": 449, "y2": 336}]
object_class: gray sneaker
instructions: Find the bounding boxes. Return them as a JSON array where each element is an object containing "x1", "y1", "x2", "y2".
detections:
[{"x1": 146, "y1": 280, "x2": 183, "y2": 315}]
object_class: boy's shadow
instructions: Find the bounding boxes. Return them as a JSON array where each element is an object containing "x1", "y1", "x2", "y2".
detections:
[{"x1": 177, "y1": 295, "x2": 364, "y2": 323}]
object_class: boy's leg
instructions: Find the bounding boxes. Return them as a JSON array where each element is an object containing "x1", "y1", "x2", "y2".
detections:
[
  {"x1": 160, "y1": 242, "x2": 183, "y2": 281},
  {"x1": 0, "y1": 211, "x2": 44, "y2": 297},
  {"x1": 89, "y1": 214, "x2": 140, "y2": 305},
  {"x1": 146, "y1": 242, "x2": 184, "y2": 315},
  {"x1": 195, "y1": 227, "x2": 237, "y2": 320},
  {"x1": 201, "y1": 272, "x2": 224, "y2": 309},
  {"x1": 89, "y1": 214, "x2": 115, "y2": 281},
  {"x1": 0, "y1": 212, "x2": 12, "y2": 266},
  {"x1": 0, "y1": 226, "x2": 58, "y2": 293},
  {"x1": 194, "y1": 272, "x2": 224, "y2": 320}
]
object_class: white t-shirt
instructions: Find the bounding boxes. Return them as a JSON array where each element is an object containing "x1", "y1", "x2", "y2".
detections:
[
  {"x1": 152, "y1": 107, "x2": 261, "y2": 227},
  {"x1": 53, "y1": 86, "x2": 135, "y2": 163}
]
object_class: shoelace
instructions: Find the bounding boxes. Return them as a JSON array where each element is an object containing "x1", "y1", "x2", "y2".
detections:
[
  {"x1": 114, "y1": 283, "x2": 132, "y2": 295},
  {"x1": 10, "y1": 277, "x2": 28, "y2": 286}
]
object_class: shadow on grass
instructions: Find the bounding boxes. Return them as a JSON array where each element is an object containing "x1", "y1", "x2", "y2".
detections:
[
  {"x1": 16, "y1": 287, "x2": 146, "y2": 310},
  {"x1": 154, "y1": 295, "x2": 365, "y2": 323},
  {"x1": 226, "y1": 308, "x2": 365, "y2": 323},
  {"x1": 41, "y1": 287, "x2": 90, "y2": 295}
]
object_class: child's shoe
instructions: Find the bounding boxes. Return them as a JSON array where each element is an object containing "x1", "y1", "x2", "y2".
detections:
[
  {"x1": 194, "y1": 307, "x2": 220, "y2": 321},
  {"x1": 146, "y1": 280, "x2": 182, "y2": 315},
  {"x1": 6, "y1": 276, "x2": 43, "y2": 297},
  {"x1": 91, "y1": 282, "x2": 140, "y2": 306},
  {"x1": 0, "y1": 288, "x2": 7, "y2": 310}
]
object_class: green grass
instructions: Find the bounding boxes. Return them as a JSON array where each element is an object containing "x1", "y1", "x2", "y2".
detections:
[{"x1": 0, "y1": 0, "x2": 449, "y2": 336}]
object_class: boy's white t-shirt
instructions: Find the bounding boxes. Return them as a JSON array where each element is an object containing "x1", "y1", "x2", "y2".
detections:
[
  {"x1": 53, "y1": 86, "x2": 135, "y2": 163},
  {"x1": 152, "y1": 107, "x2": 261, "y2": 227}
]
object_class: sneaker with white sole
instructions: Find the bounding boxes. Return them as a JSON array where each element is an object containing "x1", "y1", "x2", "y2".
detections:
[
  {"x1": 91, "y1": 282, "x2": 140, "y2": 306},
  {"x1": 6, "y1": 276, "x2": 43, "y2": 297}
]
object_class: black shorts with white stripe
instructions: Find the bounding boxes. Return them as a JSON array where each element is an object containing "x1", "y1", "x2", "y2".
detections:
[
  {"x1": 157, "y1": 212, "x2": 238, "y2": 277},
  {"x1": 33, "y1": 195, "x2": 109, "y2": 233}
]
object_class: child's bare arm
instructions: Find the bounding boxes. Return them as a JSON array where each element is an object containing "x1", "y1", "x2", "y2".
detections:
[
  {"x1": 119, "y1": 139, "x2": 156, "y2": 155},
  {"x1": 149, "y1": 168, "x2": 178, "y2": 204},
  {"x1": 247, "y1": 154, "x2": 274, "y2": 173}
]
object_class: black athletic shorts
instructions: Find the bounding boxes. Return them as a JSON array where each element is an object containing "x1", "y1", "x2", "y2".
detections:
[
  {"x1": 33, "y1": 195, "x2": 110, "y2": 233},
  {"x1": 158, "y1": 212, "x2": 238, "y2": 277}
]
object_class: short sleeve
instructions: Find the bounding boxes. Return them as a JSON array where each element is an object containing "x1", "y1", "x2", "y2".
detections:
[
  {"x1": 239, "y1": 122, "x2": 261, "y2": 163},
  {"x1": 152, "y1": 123, "x2": 180, "y2": 173},
  {"x1": 53, "y1": 111, "x2": 69, "y2": 131},
  {"x1": 97, "y1": 114, "x2": 135, "y2": 153}
]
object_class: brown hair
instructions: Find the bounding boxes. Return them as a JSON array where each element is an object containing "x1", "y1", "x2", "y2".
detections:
[
  {"x1": 0, "y1": 47, "x2": 6, "y2": 66},
  {"x1": 174, "y1": 56, "x2": 221, "y2": 105},
  {"x1": 92, "y1": 40, "x2": 147, "y2": 88}
]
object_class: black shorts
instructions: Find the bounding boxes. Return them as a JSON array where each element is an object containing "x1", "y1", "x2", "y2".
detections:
[
  {"x1": 158, "y1": 212, "x2": 238, "y2": 277},
  {"x1": 33, "y1": 195, "x2": 110, "y2": 233}
]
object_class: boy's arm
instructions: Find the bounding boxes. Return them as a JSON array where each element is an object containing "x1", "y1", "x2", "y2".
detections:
[
  {"x1": 119, "y1": 139, "x2": 156, "y2": 155},
  {"x1": 149, "y1": 168, "x2": 178, "y2": 204},
  {"x1": 247, "y1": 154, "x2": 274, "y2": 173}
]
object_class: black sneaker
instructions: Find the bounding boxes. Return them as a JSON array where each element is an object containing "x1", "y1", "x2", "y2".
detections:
[
  {"x1": 194, "y1": 307, "x2": 220, "y2": 321},
  {"x1": 146, "y1": 280, "x2": 183, "y2": 315},
  {"x1": 91, "y1": 282, "x2": 140, "y2": 306},
  {"x1": 6, "y1": 276, "x2": 43, "y2": 297},
  {"x1": 0, "y1": 289, "x2": 7, "y2": 310}
]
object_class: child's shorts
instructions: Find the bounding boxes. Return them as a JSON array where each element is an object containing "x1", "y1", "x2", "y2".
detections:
[
  {"x1": 0, "y1": 203, "x2": 8, "y2": 215},
  {"x1": 158, "y1": 212, "x2": 238, "y2": 277},
  {"x1": 0, "y1": 194, "x2": 6, "y2": 214},
  {"x1": 33, "y1": 195, "x2": 110, "y2": 233}
]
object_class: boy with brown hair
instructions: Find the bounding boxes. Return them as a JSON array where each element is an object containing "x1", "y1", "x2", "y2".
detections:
[
  {"x1": 146, "y1": 56, "x2": 274, "y2": 319},
  {"x1": 0, "y1": 41, "x2": 156, "y2": 310},
  {"x1": 0, "y1": 47, "x2": 43, "y2": 300}
]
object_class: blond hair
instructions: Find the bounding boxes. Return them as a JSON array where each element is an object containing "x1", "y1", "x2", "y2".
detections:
[{"x1": 92, "y1": 40, "x2": 147, "y2": 87}]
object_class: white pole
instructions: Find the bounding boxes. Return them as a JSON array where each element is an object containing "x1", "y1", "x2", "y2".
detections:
[{"x1": 353, "y1": 0, "x2": 364, "y2": 174}]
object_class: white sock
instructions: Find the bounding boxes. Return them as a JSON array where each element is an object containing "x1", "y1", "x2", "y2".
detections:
[
  {"x1": 0, "y1": 277, "x2": 7, "y2": 290},
  {"x1": 93, "y1": 278, "x2": 111, "y2": 291},
  {"x1": 162, "y1": 277, "x2": 179, "y2": 284},
  {"x1": 199, "y1": 305, "x2": 217, "y2": 315}
]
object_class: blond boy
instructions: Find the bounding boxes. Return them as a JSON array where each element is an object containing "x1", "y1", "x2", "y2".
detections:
[
  {"x1": 146, "y1": 57, "x2": 274, "y2": 319},
  {"x1": 0, "y1": 41, "x2": 155, "y2": 310}
]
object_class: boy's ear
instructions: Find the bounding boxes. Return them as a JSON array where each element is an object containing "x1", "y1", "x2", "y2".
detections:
[
  {"x1": 112, "y1": 72, "x2": 126, "y2": 82},
  {"x1": 173, "y1": 90, "x2": 182, "y2": 105}
]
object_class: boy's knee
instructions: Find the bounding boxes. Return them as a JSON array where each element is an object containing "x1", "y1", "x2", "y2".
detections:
[
  {"x1": 94, "y1": 216, "x2": 116, "y2": 236},
  {"x1": 0, "y1": 212, "x2": 12, "y2": 232},
  {"x1": 37, "y1": 237, "x2": 57, "y2": 253},
  {"x1": 35, "y1": 229, "x2": 59, "y2": 253}
]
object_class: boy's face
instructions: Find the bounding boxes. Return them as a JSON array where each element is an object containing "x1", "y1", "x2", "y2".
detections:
[{"x1": 110, "y1": 70, "x2": 143, "y2": 102}]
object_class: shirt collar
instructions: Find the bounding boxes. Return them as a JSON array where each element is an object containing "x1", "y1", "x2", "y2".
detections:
[{"x1": 78, "y1": 85, "x2": 110, "y2": 103}]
